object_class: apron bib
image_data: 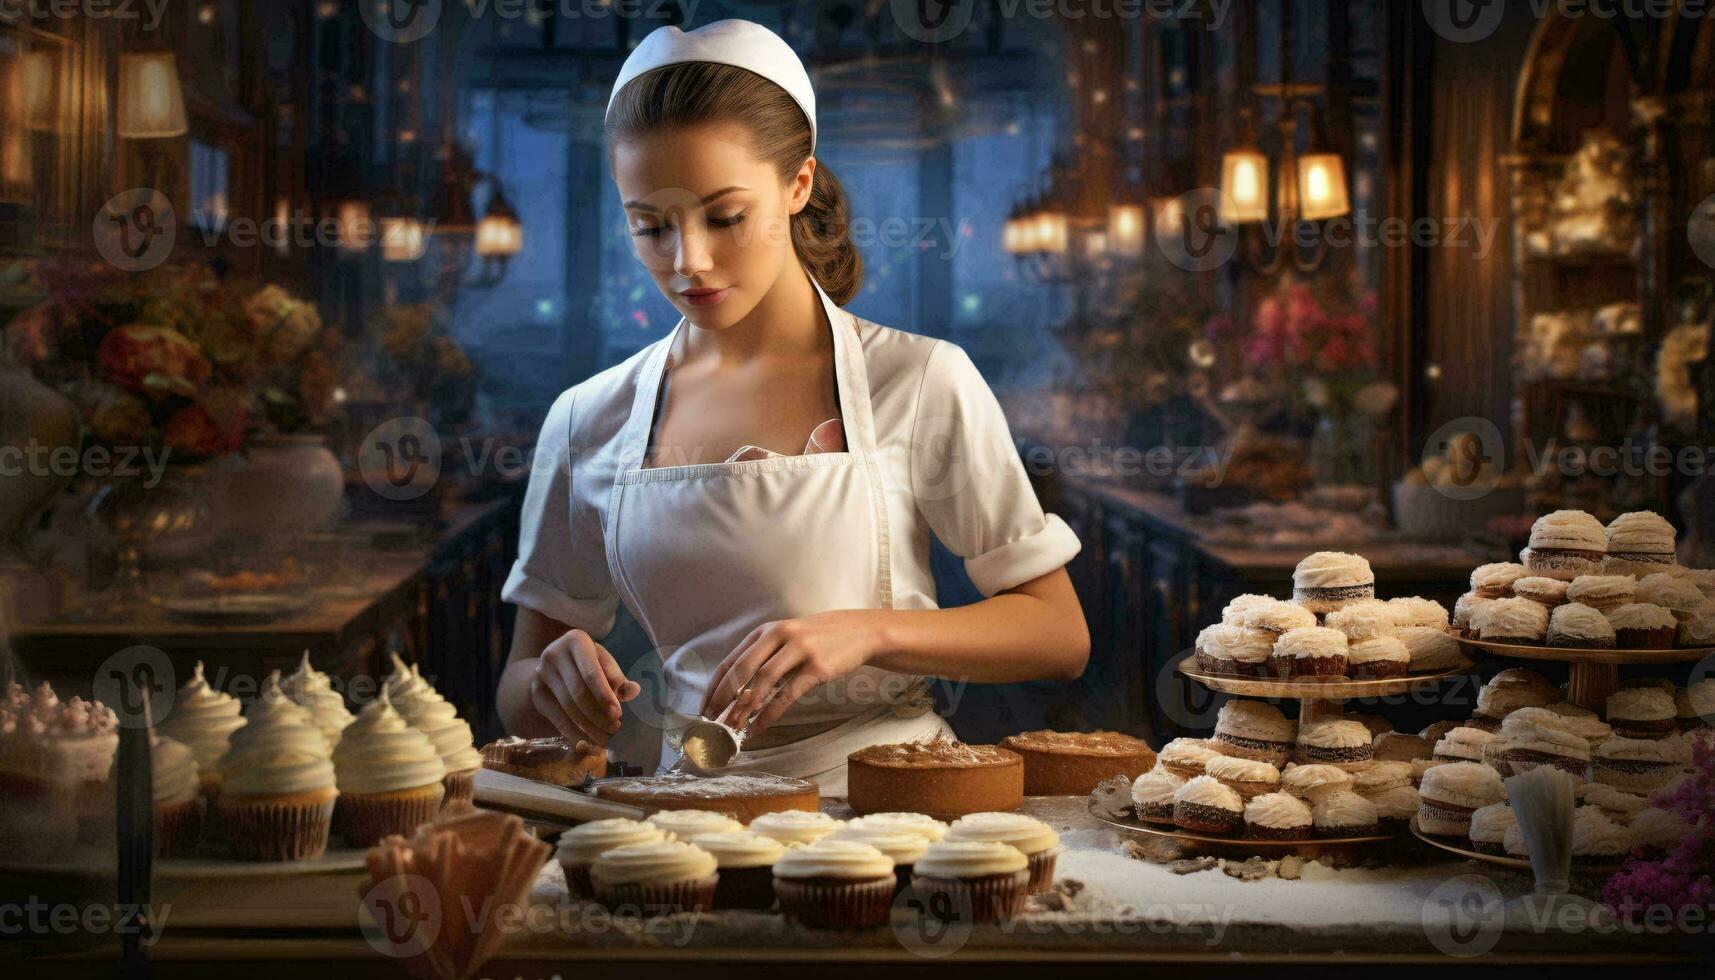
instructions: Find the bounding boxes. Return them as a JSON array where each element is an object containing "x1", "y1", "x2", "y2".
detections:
[{"x1": 602, "y1": 275, "x2": 951, "y2": 794}]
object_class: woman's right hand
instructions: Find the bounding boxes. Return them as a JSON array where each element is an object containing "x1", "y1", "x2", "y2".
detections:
[{"x1": 529, "y1": 628, "x2": 641, "y2": 752}]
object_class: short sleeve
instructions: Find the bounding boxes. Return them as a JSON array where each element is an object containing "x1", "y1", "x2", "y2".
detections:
[
  {"x1": 501, "y1": 387, "x2": 622, "y2": 637},
  {"x1": 910, "y1": 340, "x2": 1081, "y2": 596}
]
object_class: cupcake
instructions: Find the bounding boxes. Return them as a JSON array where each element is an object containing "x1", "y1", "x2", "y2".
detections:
[
  {"x1": 1475, "y1": 667, "x2": 1562, "y2": 723},
  {"x1": 159, "y1": 662, "x2": 246, "y2": 816},
  {"x1": 944, "y1": 811, "x2": 1059, "y2": 893},
  {"x1": 0, "y1": 686, "x2": 78, "y2": 856},
  {"x1": 844, "y1": 811, "x2": 948, "y2": 842},
  {"x1": 1627, "y1": 807, "x2": 1694, "y2": 855},
  {"x1": 1578, "y1": 783, "x2": 1649, "y2": 824},
  {"x1": 1395, "y1": 626, "x2": 1466, "y2": 673},
  {"x1": 1452, "y1": 594, "x2": 1498, "y2": 638},
  {"x1": 1470, "y1": 563, "x2": 1528, "y2": 599},
  {"x1": 1203, "y1": 755, "x2": 1280, "y2": 800},
  {"x1": 1209, "y1": 701, "x2": 1295, "y2": 768},
  {"x1": 1474, "y1": 597, "x2": 1549, "y2": 644},
  {"x1": 830, "y1": 825, "x2": 927, "y2": 895},
  {"x1": 1325, "y1": 600, "x2": 1400, "y2": 641},
  {"x1": 772, "y1": 839, "x2": 895, "y2": 928},
  {"x1": 1678, "y1": 603, "x2": 1715, "y2": 648},
  {"x1": 1593, "y1": 737, "x2": 1682, "y2": 792},
  {"x1": 1221, "y1": 594, "x2": 1278, "y2": 626},
  {"x1": 1525, "y1": 510, "x2": 1607, "y2": 581},
  {"x1": 1157, "y1": 737, "x2": 1221, "y2": 780},
  {"x1": 1372, "y1": 732, "x2": 1433, "y2": 764},
  {"x1": 1352, "y1": 761, "x2": 1414, "y2": 796},
  {"x1": 1347, "y1": 636, "x2": 1410, "y2": 680},
  {"x1": 1571, "y1": 807, "x2": 1633, "y2": 866},
  {"x1": 1243, "y1": 599, "x2": 1317, "y2": 638},
  {"x1": 1194, "y1": 623, "x2": 1273, "y2": 677},
  {"x1": 215, "y1": 673, "x2": 337, "y2": 861},
  {"x1": 1605, "y1": 688, "x2": 1677, "y2": 740},
  {"x1": 1434, "y1": 726, "x2": 1498, "y2": 764},
  {"x1": 1565, "y1": 576, "x2": 1636, "y2": 614},
  {"x1": 592, "y1": 839, "x2": 719, "y2": 915},
  {"x1": 280, "y1": 651, "x2": 354, "y2": 746},
  {"x1": 53, "y1": 695, "x2": 120, "y2": 825},
  {"x1": 1601, "y1": 564, "x2": 1669, "y2": 623},
  {"x1": 1496, "y1": 712, "x2": 1590, "y2": 777},
  {"x1": 1292, "y1": 552, "x2": 1376, "y2": 614},
  {"x1": 909, "y1": 840, "x2": 1029, "y2": 924},
  {"x1": 1510, "y1": 577, "x2": 1569, "y2": 609},
  {"x1": 1680, "y1": 680, "x2": 1714, "y2": 731},
  {"x1": 556, "y1": 818, "x2": 666, "y2": 899},
  {"x1": 1171, "y1": 775, "x2": 1244, "y2": 835},
  {"x1": 1544, "y1": 702, "x2": 1614, "y2": 746},
  {"x1": 330, "y1": 690, "x2": 446, "y2": 846},
  {"x1": 646, "y1": 809, "x2": 744, "y2": 840},
  {"x1": 1311, "y1": 790, "x2": 1378, "y2": 837},
  {"x1": 1417, "y1": 761, "x2": 1505, "y2": 837},
  {"x1": 1466, "y1": 803, "x2": 1516, "y2": 855},
  {"x1": 1369, "y1": 785, "x2": 1420, "y2": 833},
  {"x1": 1272, "y1": 626, "x2": 1349, "y2": 679},
  {"x1": 1278, "y1": 763, "x2": 1355, "y2": 800},
  {"x1": 1242, "y1": 792, "x2": 1312, "y2": 840},
  {"x1": 1293, "y1": 719, "x2": 1373, "y2": 771},
  {"x1": 1693, "y1": 569, "x2": 1715, "y2": 601},
  {"x1": 389, "y1": 668, "x2": 483, "y2": 808},
  {"x1": 1636, "y1": 573, "x2": 1703, "y2": 623},
  {"x1": 1502, "y1": 823, "x2": 1530, "y2": 860},
  {"x1": 1603, "y1": 512, "x2": 1677, "y2": 577},
  {"x1": 1546, "y1": 603, "x2": 1617, "y2": 649},
  {"x1": 1387, "y1": 597, "x2": 1449, "y2": 631},
  {"x1": 691, "y1": 831, "x2": 786, "y2": 909},
  {"x1": 151, "y1": 734, "x2": 205, "y2": 858},
  {"x1": 748, "y1": 809, "x2": 841, "y2": 846},
  {"x1": 1129, "y1": 768, "x2": 1186, "y2": 824}
]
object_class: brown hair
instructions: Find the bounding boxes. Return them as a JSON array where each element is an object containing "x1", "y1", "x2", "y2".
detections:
[{"x1": 605, "y1": 62, "x2": 863, "y2": 305}]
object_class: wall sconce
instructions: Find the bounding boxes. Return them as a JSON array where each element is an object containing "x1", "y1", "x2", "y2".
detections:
[
  {"x1": 469, "y1": 182, "x2": 522, "y2": 287},
  {"x1": 380, "y1": 216, "x2": 427, "y2": 262},
  {"x1": 1032, "y1": 209, "x2": 1069, "y2": 256},
  {"x1": 336, "y1": 199, "x2": 373, "y2": 253},
  {"x1": 1296, "y1": 152, "x2": 1350, "y2": 222},
  {"x1": 1218, "y1": 137, "x2": 1270, "y2": 225},
  {"x1": 117, "y1": 52, "x2": 188, "y2": 139},
  {"x1": 1106, "y1": 202, "x2": 1145, "y2": 258}
]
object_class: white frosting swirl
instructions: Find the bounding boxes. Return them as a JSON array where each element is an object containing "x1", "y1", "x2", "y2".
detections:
[
  {"x1": 1571, "y1": 806, "x2": 1633, "y2": 857},
  {"x1": 332, "y1": 690, "x2": 445, "y2": 795},
  {"x1": 830, "y1": 826, "x2": 928, "y2": 864},
  {"x1": 688, "y1": 830, "x2": 785, "y2": 868},
  {"x1": 1606, "y1": 602, "x2": 1678, "y2": 631},
  {"x1": 1348, "y1": 636, "x2": 1410, "y2": 665},
  {"x1": 392, "y1": 676, "x2": 482, "y2": 774},
  {"x1": 1276, "y1": 626, "x2": 1349, "y2": 660},
  {"x1": 1605, "y1": 512, "x2": 1676, "y2": 554},
  {"x1": 1130, "y1": 768, "x2": 1186, "y2": 806},
  {"x1": 1310, "y1": 790, "x2": 1377, "y2": 830},
  {"x1": 747, "y1": 809, "x2": 841, "y2": 844},
  {"x1": 1221, "y1": 594, "x2": 1278, "y2": 626},
  {"x1": 1387, "y1": 597, "x2": 1448, "y2": 630},
  {"x1": 646, "y1": 809, "x2": 744, "y2": 840},
  {"x1": 1529, "y1": 510, "x2": 1607, "y2": 551},
  {"x1": 1243, "y1": 601, "x2": 1317, "y2": 633},
  {"x1": 1325, "y1": 601, "x2": 1400, "y2": 640},
  {"x1": 1205, "y1": 755, "x2": 1279, "y2": 783},
  {"x1": 845, "y1": 812, "x2": 948, "y2": 842},
  {"x1": 1243, "y1": 791, "x2": 1310, "y2": 829},
  {"x1": 590, "y1": 840, "x2": 717, "y2": 886},
  {"x1": 912, "y1": 840, "x2": 1027, "y2": 877},
  {"x1": 1368, "y1": 784, "x2": 1420, "y2": 819},
  {"x1": 1548, "y1": 603, "x2": 1616, "y2": 643},
  {"x1": 160, "y1": 662, "x2": 247, "y2": 783},
  {"x1": 556, "y1": 818, "x2": 666, "y2": 865},
  {"x1": 1292, "y1": 551, "x2": 1374, "y2": 589},
  {"x1": 280, "y1": 651, "x2": 354, "y2": 744},
  {"x1": 151, "y1": 734, "x2": 200, "y2": 806},
  {"x1": 1636, "y1": 573, "x2": 1702, "y2": 614},
  {"x1": 1298, "y1": 719, "x2": 1369, "y2": 750},
  {"x1": 217, "y1": 673, "x2": 336, "y2": 798},
  {"x1": 1607, "y1": 688, "x2": 1676, "y2": 723},
  {"x1": 771, "y1": 838, "x2": 894, "y2": 879},
  {"x1": 1172, "y1": 774, "x2": 1243, "y2": 812},
  {"x1": 1469, "y1": 564, "x2": 1527, "y2": 593},
  {"x1": 945, "y1": 811, "x2": 1059, "y2": 854},
  {"x1": 1279, "y1": 764, "x2": 1353, "y2": 797},
  {"x1": 1467, "y1": 803, "x2": 1516, "y2": 843}
]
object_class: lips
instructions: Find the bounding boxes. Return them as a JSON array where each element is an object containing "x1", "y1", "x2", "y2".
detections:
[{"x1": 679, "y1": 287, "x2": 731, "y2": 308}]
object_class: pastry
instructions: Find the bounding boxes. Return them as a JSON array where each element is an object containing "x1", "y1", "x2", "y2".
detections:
[
  {"x1": 1171, "y1": 775, "x2": 1243, "y2": 834},
  {"x1": 159, "y1": 661, "x2": 246, "y2": 811},
  {"x1": 691, "y1": 830, "x2": 785, "y2": 909},
  {"x1": 151, "y1": 735, "x2": 205, "y2": 858},
  {"x1": 1475, "y1": 668, "x2": 1561, "y2": 722},
  {"x1": 1434, "y1": 726, "x2": 1498, "y2": 764},
  {"x1": 1347, "y1": 636, "x2": 1410, "y2": 680},
  {"x1": 1243, "y1": 599, "x2": 1317, "y2": 637},
  {"x1": 1209, "y1": 701, "x2": 1294, "y2": 768},
  {"x1": 1543, "y1": 702, "x2": 1613, "y2": 746},
  {"x1": 1241, "y1": 791, "x2": 1311, "y2": 840},
  {"x1": 1294, "y1": 719, "x2": 1373, "y2": 771},
  {"x1": 1680, "y1": 603, "x2": 1715, "y2": 647},
  {"x1": 1291, "y1": 552, "x2": 1376, "y2": 614},
  {"x1": 1692, "y1": 569, "x2": 1715, "y2": 600},
  {"x1": 1604, "y1": 603, "x2": 1677, "y2": 649},
  {"x1": 1311, "y1": 790, "x2": 1379, "y2": 837},
  {"x1": 331, "y1": 690, "x2": 446, "y2": 846},
  {"x1": 1203, "y1": 754, "x2": 1280, "y2": 800},
  {"x1": 1636, "y1": 573, "x2": 1703, "y2": 622},
  {"x1": 846, "y1": 737, "x2": 1022, "y2": 820},
  {"x1": 1627, "y1": 807, "x2": 1694, "y2": 855},
  {"x1": 1680, "y1": 679, "x2": 1714, "y2": 731},
  {"x1": 1496, "y1": 711, "x2": 1590, "y2": 777},
  {"x1": 1474, "y1": 597, "x2": 1549, "y2": 644},
  {"x1": 1565, "y1": 575, "x2": 1636, "y2": 613},
  {"x1": 1369, "y1": 784, "x2": 1420, "y2": 833},
  {"x1": 556, "y1": 818, "x2": 666, "y2": 899},
  {"x1": 1417, "y1": 761, "x2": 1505, "y2": 837},
  {"x1": 1547, "y1": 603, "x2": 1617, "y2": 649},
  {"x1": 909, "y1": 840, "x2": 1029, "y2": 923},
  {"x1": 596, "y1": 772, "x2": 819, "y2": 823},
  {"x1": 1421, "y1": 719, "x2": 1462, "y2": 742},
  {"x1": 0, "y1": 685, "x2": 114, "y2": 858},
  {"x1": 215, "y1": 672, "x2": 337, "y2": 861},
  {"x1": 772, "y1": 838, "x2": 897, "y2": 927},
  {"x1": 480, "y1": 735, "x2": 607, "y2": 785},
  {"x1": 1278, "y1": 763, "x2": 1355, "y2": 800},
  {"x1": 1525, "y1": 510, "x2": 1607, "y2": 581},
  {"x1": 1452, "y1": 594, "x2": 1498, "y2": 637},
  {"x1": 1372, "y1": 732, "x2": 1433, "y2": 763},
  {"x1": 1394, "y1": 626, "x2": 1465, "y2": 673},
  {"x1": 646, "y1": 808, "x2": 744, "y2": 840},
  {"x1": 843, "y1": 811, "x2": 948, "y2": 842},
  {"x1": 747, "y1": 808, "x2": 842, "y2": 845},
  {"x1": 1221, "y1": 593, "x2": 1278, "y2": 626},
  {"x1": 279, "y1": 652, "x2": 354, "y2": 745},
  {"x1": 1510, "y1": 577, "x2": 1569, "y2": 609},
  {"x1": 1578, "y1": 783, "x2": 1649, "y2": 824},
  {"x1": 1593, "y1": 737, "x2": 1682, "y2": 792},
  {"x1": 943, "y1": 811, "x2": 1059, "y2": 893},
  {"x1": 1352, "y1": 761, "x2": 1413, "y2": 796},
  {"x1": 1466, "y1": 803, "x2": 1516, "y2": 855},
  {"x1": 1157, "y1": 737, "x2": 1221, "y2": 779},
  {"x1": 1129, "y1": 768, "x2": 1185, "y2": 824},
  {"x1": 1602, "y1": 511, "x2": 1677, "y2": 577},
  {"x1": 1571, "y1": 807, "x2": 1633, "y2": 865},
  {"x1": 591, "y1": 839, "x2": 719, "y2": 915},
  {"x1": 1605, "y1": 688, "x2": 1677, "y2": 740},
  {"x1": 997, "y1": 730, "x2": 1155, "y2": 795},
  {"x1": 1470, "y1": 562, "x2": 1528, "y2": 599},
  {"x1": 1271, "y1": 626, "x2": 1349, "y2": 679},
  {"x1": 829, "y1": 825, "x2": 927, "y2": 895},
  {"x1": 388, "y1": 664, "x2": 482, "y2": 808},
  {"x1": 1502, "y1": 823, "x2": 1530, "y2": 859},
  {"x1": 1387, "y1": 597, "x2": 1449, "y2": 631},
  {"x1": 1324, "y1": 600, "x2": 1400, "y2": 641},
  {"x1": 1193, "y1": 623, "x2": 1273, "y2": 677}
]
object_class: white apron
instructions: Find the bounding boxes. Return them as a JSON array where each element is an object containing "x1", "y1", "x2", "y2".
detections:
[{"x1": 601, "y1": 274, "x2": 953, "y2": 795}]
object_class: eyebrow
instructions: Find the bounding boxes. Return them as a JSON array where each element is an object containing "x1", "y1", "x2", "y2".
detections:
[{"x1": 623, "y1": 186, "x2": 749, "y2": 211}]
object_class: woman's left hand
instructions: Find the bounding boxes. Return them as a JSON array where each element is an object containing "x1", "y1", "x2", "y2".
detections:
[{"x1": 698, "y1": 609, "x2": 884, "y2": 739}]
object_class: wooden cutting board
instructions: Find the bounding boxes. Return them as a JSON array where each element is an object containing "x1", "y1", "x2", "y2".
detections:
[{"x1": 473, "y1": 769, "x2": 647, "y2": 823}]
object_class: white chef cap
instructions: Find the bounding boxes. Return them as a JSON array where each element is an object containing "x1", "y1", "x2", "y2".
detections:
[{"x1": 605, "y1": 19, "x2": 818, "y2": 151}]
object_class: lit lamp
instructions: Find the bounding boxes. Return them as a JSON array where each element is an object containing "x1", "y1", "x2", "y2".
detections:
[
  {"x1": 336, "y1": 199, "x2": 373, "y2": 253},
  {"x1": 380, "y1": 216, "x2": 426, "y2": 262},
  {"x1": 117, "y1": 52, "x2": 188, "y2": 139},
  {"x1": 1107, "y1": 203, "x2": 1145, "y2": 258},
  {"x1": 1152, "y1": 195, "x2": 1185, "y2": 242},
  {"x1": 1033, "y1": 209, "x2": 1069, "y2": 256},
  {"x1": 1219, "y1": 147, "x2": 1269, "y2": 225},
  {"x1": 1296, "y1": 152, "x2": 1350, "y2": 221},
  {"x1": 474, "y1": 185, "x2": 523, "y2": 258}
]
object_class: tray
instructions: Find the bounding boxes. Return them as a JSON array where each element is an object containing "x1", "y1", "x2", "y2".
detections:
[
  {"x1": 1088, "y1": 798, "x2": 1401, "y2": 857},
  {"x1": 1176, "y1": 654, "x2": 1474, "y2": 700},
  {"x1": 1409, "y1": 817, "x2": 1623, "y2": 874},
  {"x1": 1456, "y1": 637, "x2": 1715, "y2": 665},
  {"x1": 0, "y1": 847, "x2": 368, "y2": 880}
]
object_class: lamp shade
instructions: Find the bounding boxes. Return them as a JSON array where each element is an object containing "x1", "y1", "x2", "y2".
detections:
[
  {"x1": 1218, "y1": 148, "x2": 1269, "y2": 225},
  {"x1": 1032, "y1": 210, "x2": 1069, "y2": 255},
  {"x1": 474, "y1": 187, "x2": 522, "y2": 257},
  {"x1": 1107, "y1": 203, "x2": 1145, "y2": 257},
  {"x1": 381, "y1": 217, "x2": 427, "y2": 262},
  {"x1": 117, "y1": 52, "x2": 188, "y2": 139},
  {"x1": 336, "y1": 200, "x2": 373, "y2": 252},
  {"x1": 1297, "y1": 152, "x2": 1350, "y2": 221}
]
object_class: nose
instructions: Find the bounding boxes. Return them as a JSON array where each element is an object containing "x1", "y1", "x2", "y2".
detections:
[{"x1": 673, "y1": 216, "x2": 713, "y2": 280}]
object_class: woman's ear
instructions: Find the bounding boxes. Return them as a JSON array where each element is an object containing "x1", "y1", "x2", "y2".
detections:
[{"x1": 787, "y1": 156, "x2": 817, "y2": 215}]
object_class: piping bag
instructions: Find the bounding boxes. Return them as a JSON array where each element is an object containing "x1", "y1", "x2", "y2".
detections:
[{"x1": 1504, "y1": 765, "x2": 1601, "y2": 925}]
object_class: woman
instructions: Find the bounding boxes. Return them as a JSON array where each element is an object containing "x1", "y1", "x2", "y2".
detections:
[{"x1": 496, "y1": 19, "x2": 1088, "y2": 794}]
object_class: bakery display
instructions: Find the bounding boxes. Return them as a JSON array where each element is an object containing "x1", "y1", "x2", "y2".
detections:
[
  {"x1": 556, "y1": 818, "x2": 666, "y2": 899},
  {"x1": 1524, "y1": 510, "x2": 1607, "y2": 580},
  {"x1": 215, "y1": 672, "x2": 337, "y2": 861},
  {"x1": 1291, "y1": 551, "x2": 1376, "y2": 614},
  {"x1": 690, "y1": 830, "x2": 786, "y2": 910},
  {"x1": 594, "y1": 772, "x2": 820, "y2": 822},
  {"x1": 590, "y1": 839, "x2": 719, "y2": 914},
  {"x1": 384, "y1": 656, "x2": 483, "y2": 807},
  {"x1": 996, "y1": 729, "x2": 1155, "y2": 794},
  {"x1": 1603, "y1": 511, "x2": 1677, "y2": 576},
  {"x1": 845, "y1": 736, "x2": 1023, "y2": 820},
  {"x1": 771, "y1": 838, "x2": 896, "y2": 928},
  {"x1": 908, "y1": 840, "x2": 1031, "y2": 923},
  {"x1": 943, "y1": 811, "x2": 1060, "y2": 893},
  {"x1": 330, "y1": 690, "x2": 446, "y2": 846},
  {"x1": 1417, "y1": 761, "x2": 1505, "y2": 837},
  {"x1": 280, "y1": 651, "x2": 354, "y2": 745},
  {"x1": 1209, "y1": 701, "x2": 1294, "y2": 767},
  {"x1": 480, "y1": 735, "x2": 607, "y2": 785},
  {"x1": 829, "y1": 824, "x2": 927, "y2": 894}
]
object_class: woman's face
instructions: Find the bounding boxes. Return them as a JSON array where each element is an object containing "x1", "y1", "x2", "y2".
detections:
[{"x1": 611, "y1": 121, "x2": 814, "y2": 330}]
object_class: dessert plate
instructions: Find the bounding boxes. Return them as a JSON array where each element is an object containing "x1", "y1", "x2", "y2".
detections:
[
  {"x1": 156, "y1": 593, "x2": 310, "y2": 624},
  {"x1": 1409, "y1": 817, "x2": 1622, "y2": 873},
  {"x1": 1455, "y1": 637, "x2": 1715, "y2": 665},
  {"x1": 1088, "y1": 798, "x2": 1400, "y2": 855},
  {"x1": 1176, "y1": 654, "x2": 1474, "y2": 700}
]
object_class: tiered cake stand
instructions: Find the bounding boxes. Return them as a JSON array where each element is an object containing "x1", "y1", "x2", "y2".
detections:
[{"x1": 1455, "y1": 637, "x2": 1715, "y2": 710}]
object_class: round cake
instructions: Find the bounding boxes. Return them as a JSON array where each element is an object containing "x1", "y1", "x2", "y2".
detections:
[
  {"x1": 593, "y1": 772, "x2": 819, "y2": 822},
  {"x1": 846, "y1": 737, "x2": 1023, "y2": 820},
  {"x1": 996, "y1": 730, "x2": 1156, "y2": 795}
]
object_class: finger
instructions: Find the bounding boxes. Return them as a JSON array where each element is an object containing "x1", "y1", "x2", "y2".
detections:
[
  {"x1": 699, "y1": 625, "x2": 765, "y2": 717},
  {"x1": 715, "y1": 633, "x2": 787, "y2": 725},
  {"x1": 703, "y1": 629, "x2": 776, "y2": 721},
  {"x1": 564, "y1": 631, "x2": 622, "y2": 719},
  {"x1": 554, "y1": 645, "x2": 619, "y2": 731},
  {"x1": 744, "y1": 670, "x2": 821, "y2": 739},
  {"x1": 539, "y1": 664, "x2": 613, "y2": 746},
  {"x1": 593, "y1": 647, "x2": 635, "y2": 707},
  {"x1": 529, "y1": 673, "x2": 576, "y2": 741},
  {"x1": 728, "y1": 644, "x2": 801, "y2": 732}
]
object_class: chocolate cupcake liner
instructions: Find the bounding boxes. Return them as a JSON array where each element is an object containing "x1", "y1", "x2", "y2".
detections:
[
  {"x1": 562, "y1": 863, "x2": 596, "y2": 901},
  {"x1": 773, "y1": 875, "x2": 896, "y2": 928},
  {"x1": 220, "y1": 795, "x2": 335, "y2": 862},
  {"x1": 1174, "y1": 801, "x2": 1240, "y2": 835},
  {"x1": 1416, "y1": 799, "x2": 1475, "y2": 837},
  {"x1": 1350, "y1": 662, "x2": 1409, "y2": 680},
  {"x1": 711, "y1": 866, "x2": 776, "y2": 910},
  {"x1": 595, "y1": 873, "x2": 719, "y2": 916},
  {"x1": 909, "y1": 869, "x2": 1029, "y2": 923},
  {"x1": 441, "y1": 769, "x2": 476, "y2": 810},
  {"x1": 1135, "y1": 802, "x2": 1176, "y2": 825},
  {"x1": 1025, "y1": 848, "x2": 1058, "y2": 894},
  {"x1": 1616, "y1": 627, "x2": 1676, "y2": 650},
  {"x1": 1244, "y1": 823, "x2": 1309, "y2": 841},
  {"x1": 155, "y1": 796, "x2": 207, "y2": 859},
  {"x1": 333, "y1": 784, "x2": 445, "y2": 847},
  {"x1": 1314, "y1": 822, "x2": 1378, "y2": 839}
]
